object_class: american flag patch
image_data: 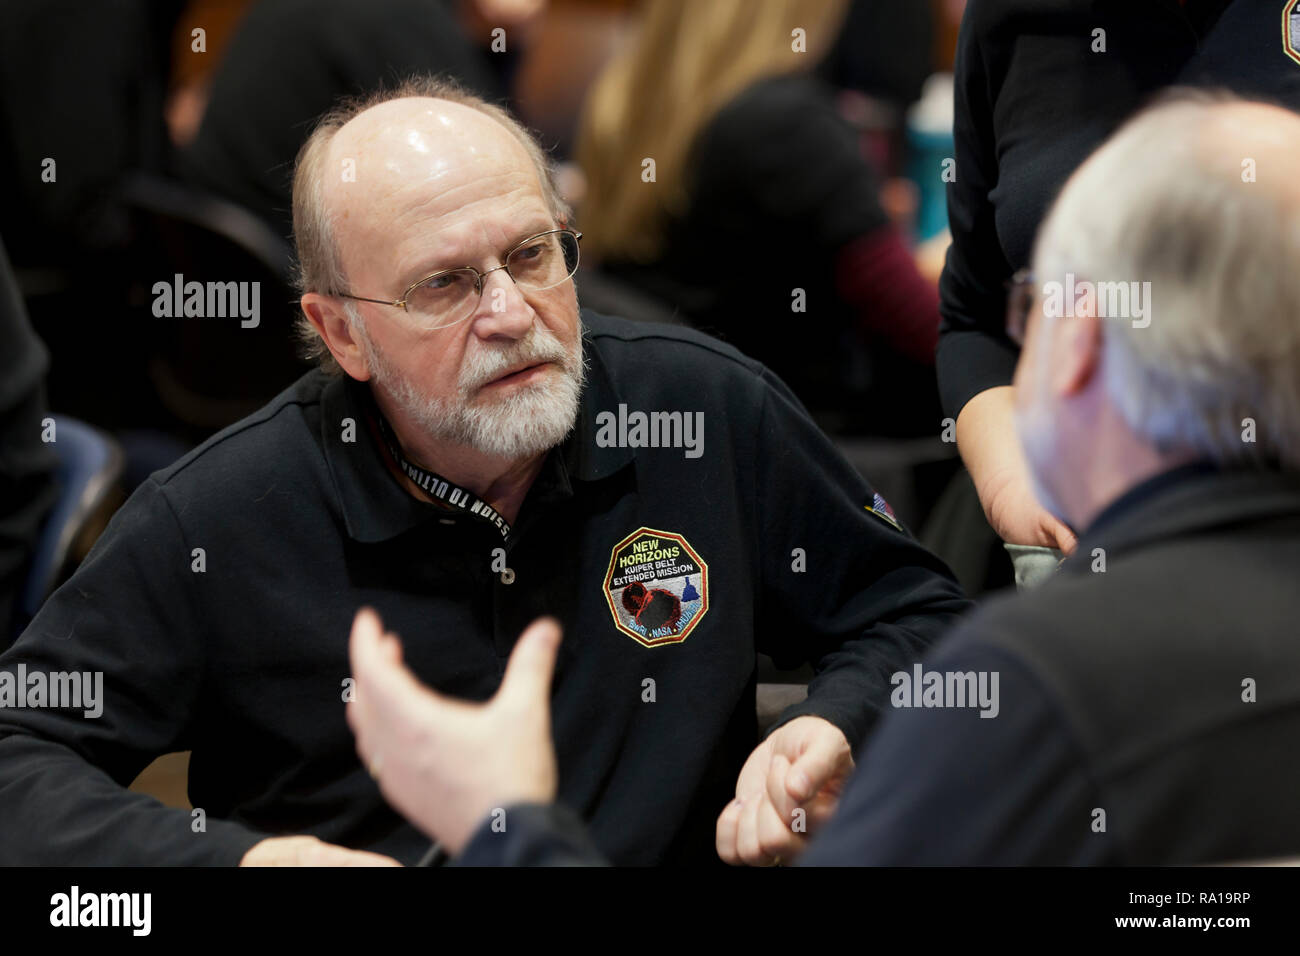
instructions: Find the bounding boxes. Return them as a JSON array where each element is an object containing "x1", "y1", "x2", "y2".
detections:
[{"x1": 866, "y1": 492, "x2": 903, "y2": 532}]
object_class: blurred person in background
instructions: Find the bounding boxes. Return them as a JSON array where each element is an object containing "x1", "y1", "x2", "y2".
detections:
[
  {"x1": 940, "y1": 0, "x2": 1300, "y2": 583},
  {"x1": 0, "y1": 237, "x2": 58, "y2": 646},
  {"x1": 164, "y1": 0, "x2": 258, "y2": 148},
  {"x1": 0, "y1": 1, "x2": 184, "y2": 585},
  {"x1": 575, "y1": 0, "x2": 944, "y2": 438},
  {"x1": 179, "y1": 0, "x2": 541, "y2": 243},
  {"x1": 0, "y1": 0, "x2": 176, "y2": 273}
]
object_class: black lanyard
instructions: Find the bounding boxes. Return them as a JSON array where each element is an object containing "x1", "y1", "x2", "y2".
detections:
[{"x1": 373, "y1": 411, "x2": 511, "y2": 540}]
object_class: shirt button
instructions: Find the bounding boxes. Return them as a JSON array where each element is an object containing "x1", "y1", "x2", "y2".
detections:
[{"x1": 500, "y1": 568, "x2": 516, "y2": 585}]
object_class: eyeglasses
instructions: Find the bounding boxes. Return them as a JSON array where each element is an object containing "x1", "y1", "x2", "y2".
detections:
[
  {"x1": 335, "y1": 227, "x2": 581, "y2": 330},
  {"x1": 1005, "y1": 268, "x2": 1037, "y2": 347}
]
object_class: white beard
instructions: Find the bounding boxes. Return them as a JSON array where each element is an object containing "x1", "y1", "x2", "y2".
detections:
[{"x1": 355, "y1": 314, "x2": 586, "y2": 460}]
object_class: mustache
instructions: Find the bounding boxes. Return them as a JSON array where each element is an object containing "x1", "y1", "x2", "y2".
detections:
[{"x1": 458, "y1": 325, "x2": 577, "y2": 393}]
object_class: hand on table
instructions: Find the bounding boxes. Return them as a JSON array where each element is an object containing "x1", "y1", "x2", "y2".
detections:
[
  {"x1": 239, "y1": 835, "x2": 401, "y2": 866},
  {"x1": 716, "y1": 715, "x2": 852, "y2": 866}
]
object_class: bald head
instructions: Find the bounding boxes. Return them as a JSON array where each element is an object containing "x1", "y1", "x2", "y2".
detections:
[
  {"x1": 325, "y1": 96, "x2": 541, "y2": 203},
  {"x1": 291, "y1": 76, "x2": 569, "y2": 373},
  {"x1": 324, "y1": 97, "x2": 550, "y2": 290}
]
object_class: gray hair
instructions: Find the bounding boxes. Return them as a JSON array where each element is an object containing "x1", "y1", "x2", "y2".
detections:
[
  {"x1": 1032, "y1": 90, "x2": 1300, "y2": 470},
  {"x1": 291, "y1": 75, "x2": 572, "y2": 374}
]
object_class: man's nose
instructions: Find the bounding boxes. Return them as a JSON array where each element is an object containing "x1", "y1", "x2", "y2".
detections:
[{"x1": 470, "y1": 265, "x2": 535, "y2": 337}]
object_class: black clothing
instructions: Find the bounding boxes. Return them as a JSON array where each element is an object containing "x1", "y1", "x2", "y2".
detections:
[
  {"x1": 458, "y1": 462, "x2": 1300, "y2": 866},
  {"x1": 0, "y1": 0, "x2": 170, "y2": 269},
  {"x1": 938, "y1": 0, "x2": 1300, "y2": 418},
  {"x1": 0, "y1": 312, "x2": 969, "y2": 865},
  {"x1": 821, "y1": 0, "x2": 935, "y2": 112},
  {"x1": 180, "y1": 0, "x2": 502, "y2": 242},
  {"x1": 0, "y1": 239, "x2": 58, "y2": 642},
  {"x1": 605, "y1": 73, "x2": 940, "y2": 437},
  {"x1": 805, "y1": 461, "x2": 1300, "y2": 864}
]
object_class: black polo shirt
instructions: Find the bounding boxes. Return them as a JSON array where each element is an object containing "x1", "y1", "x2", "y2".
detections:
[
  {"x1": 0, "y1": 311, "x2": 969, "y2": 865},
  {"x1": 939, "y1": 0, "x2": 1300, "y2": 418}
]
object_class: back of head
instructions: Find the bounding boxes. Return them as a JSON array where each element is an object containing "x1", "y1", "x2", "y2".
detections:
[{"x1": 1033, "y1": 92, "x2": 1300, "y2": 471}]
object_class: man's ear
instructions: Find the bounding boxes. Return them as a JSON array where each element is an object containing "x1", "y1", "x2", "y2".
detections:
[
  {"x1": 300, "y1": 293, "x2": 372, "y2": 381},
  {"x1": 1051, "y1": 310, "x2": 1102, "y2": 398}
]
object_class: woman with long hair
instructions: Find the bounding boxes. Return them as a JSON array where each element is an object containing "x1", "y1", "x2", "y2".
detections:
[{"x1": 575, "y1": 0, "x2": 943, "y2": 437}]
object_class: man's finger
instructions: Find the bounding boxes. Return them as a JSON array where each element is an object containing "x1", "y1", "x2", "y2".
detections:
[
  {"x1": 346, "y1": 607, "x2": 384, "y2": 739},
  {"x1": 307, "y1": 842, "x2": 404, "y2": 867},
  {"x1": 715, "y1": 798, "x2": 743, "y2": 865},
  {"x1": 349, "y1": 607, "x2": 404, "y2": 687},
  {"x1": 1051, "y1": 517, "x2": 1078, "y2": 555},
  {"x1": 348, "y1": 606, "x2": 385, "y2": 668},
  {"x1": 765, "y1": 752, "x2": 801, "y2": 822},
  {"x1": 754, "y1": 797, "x2": 806, "y2": 863},
  {"x1": 244, "y1": 836, "x2": 405, "y2": 867},
  {"x1": 339, "y1": 851, "x2": 404, "y2": 867},
  {"x1": 350, "y1": 607, "x2": 442, "y2": 706},
  {"x1": 347, "y1": 606, "x2": 449, "y2": 778},
  {"x1": 734, "y1": 792, "x2": 766, "y2": 866},
  {"x1": 496, "y1": 617, "x2": 562, "y2": 713},
  {"x1": 785, "y1": 730, "x2": 850, "y2": 803},
  {"x1": 737, "y1": 794, "x2": 801, "y2": 866}
]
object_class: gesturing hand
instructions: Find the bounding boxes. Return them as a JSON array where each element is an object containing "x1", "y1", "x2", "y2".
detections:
[{"x1": 346, "y1": 607, "x2": 562, "y2": 855}]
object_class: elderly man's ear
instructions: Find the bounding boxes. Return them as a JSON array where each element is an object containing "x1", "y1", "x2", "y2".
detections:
[
  {"x1": 301, "y1": 293, "x2": 373, "y2": 381},
  {"x1": 1050, "y1": 309, "x2": 1103, "y2": 399}
]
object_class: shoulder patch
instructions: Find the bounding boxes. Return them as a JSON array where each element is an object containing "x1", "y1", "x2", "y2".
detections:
[{"x1": 865, "y1": 492, "x2": 904, "y2": 533}]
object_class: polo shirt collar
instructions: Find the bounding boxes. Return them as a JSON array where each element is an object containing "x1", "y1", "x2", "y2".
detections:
[
  {"x1": 319, "y1": 373, "x2": 436, "y2": 543},
  {"x1": 1063, "y1": 460, "x2": 1300, "y2": 573},
  {"x1": 561, "y1": 318, "x2": 637, "y2": 482},
  {"x1": 319, "y1": 318, "x2": 634, "y2": 543}
]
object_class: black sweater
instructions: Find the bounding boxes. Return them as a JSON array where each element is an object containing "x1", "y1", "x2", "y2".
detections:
[{"x1": 938, "y1": 0, "x2": 1300, "y2": 418}]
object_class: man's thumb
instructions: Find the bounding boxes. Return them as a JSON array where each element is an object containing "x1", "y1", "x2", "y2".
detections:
[
  {"x1": 498, "y1": 617, "x2": 563, "y2": 711},
  {"x1": 786, "y1": 732, "x2": 845, "y2": 802}
]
